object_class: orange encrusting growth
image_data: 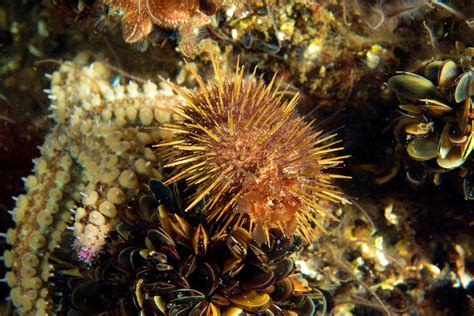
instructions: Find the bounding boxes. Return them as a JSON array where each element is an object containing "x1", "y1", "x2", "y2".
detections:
[
  {"x1": 157, "y1": 58, "x2": 349, "y2": 243},
  {"x1": 103, "y1": 0, "x2": 216, "y2": 43}
]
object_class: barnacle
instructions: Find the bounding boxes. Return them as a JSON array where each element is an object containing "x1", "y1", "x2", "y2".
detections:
[
  {"x1": 103, "y1": 0, "x2": 217, "y2": 43},
  {"x1": 158, "y1": 58, "x2": 349, "y2": 244},
  {"x1": 66, "y1": 179, "x2": 319, "y2": 315},
  {"x1": 389, "y1": 48, "x2": 473, "y2": 182}
]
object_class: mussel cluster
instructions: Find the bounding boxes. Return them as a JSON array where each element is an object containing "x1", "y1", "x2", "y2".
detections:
[
  {"x1": 64, "y1": 180, "x2": 319, "y2": 315},
  {"x1": 389, "y1": 50, "x2": 473, "y2": 189}
]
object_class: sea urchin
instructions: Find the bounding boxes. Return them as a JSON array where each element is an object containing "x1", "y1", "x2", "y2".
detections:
[{"x1": 158, "y1": 58, "x2": 349, "y2": 243}]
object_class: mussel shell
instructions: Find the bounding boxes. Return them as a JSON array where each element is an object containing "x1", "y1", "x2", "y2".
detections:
[
  {"x1": 139, "y1": 248, "x2": 150, "y2": 259},
  {"x1": 272, "y1": 258, "x2": 295, "y2": 283},
  {"x1": 248, "y1": 244, "x2": 269, "y2": 264},
  {"x1": 461, "y1": 133, "x2": 473, "y2": 160},
  {"x1": 225, "y1": 260, "x2": 245, "y2": 277},
  {"x1": 211, "y1": 293, "x2": 231, "y2": 307},
  {"x1": 438, "y1": 123, "x2": 452, "y2": 159},
  {"x1": 187, "y1": 261, "x2": 219, "y2": 295},
  {"x1": 221, "y1": 306, "x2": 249, "y2": 315},
  {"x1": 394, "y1": 118, "x2": 416, "y2": 144},
  {"x1": 159, "y1": 204, "x2": 174, "y2": 237},
  {"x1": 153, "y1": 295, "x2": 167, "y2": 313},
  {"x1": 268, "y1": 303, "x2": 284, "y2": 316},
  {"x1": 288, "y1": 274, "x2": 312, "y2": 294},
  {"x1": 447, "y1": 130, "x2": 467, "y2": 145},
  {"x1": 399, "y1": 104, "x2": 423, "y2": 116},
  {"x1": 180, "y1": 253, "x2": 197, "y2": 277},
  {"x1": 404, "y1": 122, "x2": 433, "y2": 137},
  {"x1": 134, "y1": 279, "x2": 146, "y2": 309},
  {"x1": 141, "y1": 279, "x2": 178, "y2": 296},
  {"x1": 189, "y1": 301, "x2": 221, "y2": 316},
  {"x1": 101, "y1": 260, "x2": 129, "y2": 284},
  {"x1": 388, "y1": 73, "x2": 443, "y2": 103},
  {"x1": 161, "y1": 243, "x2": 182, "y2": 262},
  {"x1": 130, "y1": 248, "x2": 150, "y2": 271},
  {"x1": 117, "y1": 246, "x2": 135, "y2": 270},
  {"x1": 138, "y1": 194, "x2": 159, "y2": 223},
  {"x1": 208, "y1": 237, "x2": 244, "y2": 275},
  {"x1": 437, "y1": 147, "x2": 467, "y2": 169},
  {"x1": 169, "y1": 214, "x2": 192, "y2": 240},
  {"x1": 267, "y1": 233, "x2": 301, "y2": 263},
  {"x1": 169, "y1": 288, "x2": 206, "y2": 304},
  {"x1": 146, "y1": 228, "x2": 177, "y2": 249},
  {"x1": 242, "y1": 33, "x2": 254, "y2": 49},
  {"x1": 230, "y1": 227, "x2": 252, "y2": 245},
  {"x1": 417, "y1": 99, "x2": 452, "y2": 117},
  {"x1": 146, "y1": 250, "x2": 168, "y2": 263},
  {"x1": 240, "y1": 264, "x2": 275, "y2": 290},
  {"x1": 226, "y1": 235, "x2": 248, "y2": 259},
  {"x1": 270, "y1": 278, "x2": 294, "y2": 302},
  {"x1": 192, "y1": 224, "x2": 209, "y2": 257},
  {"x1": 149, "y1": 179, "x2": 176, "y2": 212},
  {"x1": 438, "y1": 60, "x2": 459, "y2": 91},
  {"x1": 199, "y1": 0, "x2": 218, "y2": 16},
  {"x1": 456, "y1": 97, "x2": 472, "y2": 135},
  {"x1": 453, "y1": 71, "x2": 473, "y2": 103},
  {"x1": 255, "y1": 42, "x2": 281, "y2": 54},
  {"x1": 229, "y1": 290, "x2": 271, "y2": 313},
  {"x1": 220, "y1": 279, "x2": 240, "y2": 296},
  {"x1": 156, "y1": 263, "x2": 175, "y2": 271},
  {"x1": 116, "y1": 222, "x2": 133, "y2": 241},
  {"x1": 406, "y1": 137, "x2": 438, "y2": 161},
  {"x1": 424, "y1": 60, "x2": 444, "y2": 83},
  {"x1": 168, "y1": 304, "x2": 196, "y2": 316},
  {"x1": 463, "y1": 174, "x2": 474, "y2": 200},
  {"x1": 292, "y1": 296, "x2": 316, "y2": 316}
]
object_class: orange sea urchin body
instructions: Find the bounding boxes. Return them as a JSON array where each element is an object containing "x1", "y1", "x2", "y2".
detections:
[{"x1": 158, "y1": 59, "x2": 349, "y2": 243}]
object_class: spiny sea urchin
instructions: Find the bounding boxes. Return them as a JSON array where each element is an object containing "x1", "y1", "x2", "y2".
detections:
[{"x1": 158, "y1": 58, "x2": 349, "y2": 243}]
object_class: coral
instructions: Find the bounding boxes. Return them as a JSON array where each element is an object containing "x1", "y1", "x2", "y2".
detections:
[
  {"x1": 158, "y1": 58, "x2": 349, "y2": 244},
  {"x1": 389, "y1": 47, "x2": 473, "y2": 187},
  {"x1": 2, "y1": 55, "x2": 182, "y2": 314},
  {"x1": 66, "y1": 179, "x2": 318, "y2": 315},
  {"x1": 103, "y1": 0, "x2": 217, "y2": 46}
]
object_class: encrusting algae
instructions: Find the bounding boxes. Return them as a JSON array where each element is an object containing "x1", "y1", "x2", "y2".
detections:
[
  {"x1": 158, "y1": 57, "x2": 350, "y2": 244},
  {"x1": 2, "y1": 54, "x2": 182, "y2": 314}
]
